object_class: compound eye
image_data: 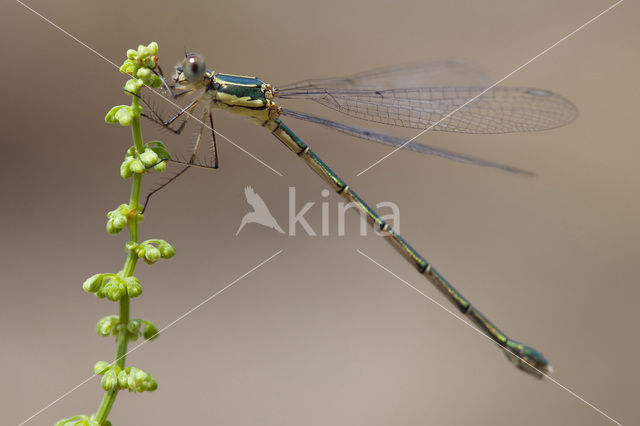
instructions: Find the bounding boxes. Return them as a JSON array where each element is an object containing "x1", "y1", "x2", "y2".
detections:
[{"x1": 182, "y1": 53, "x2": 206, "y2": 82}]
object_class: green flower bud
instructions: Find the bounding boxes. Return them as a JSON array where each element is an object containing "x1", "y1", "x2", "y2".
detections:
[
  {"x1": 105, "y1": 288, "x2": 120, "y2": 302},
  {"x1": 144, "y1": 245, "x2": 160, "y2": 263},
  {"x1": 127, "y1": 319, "x2": 141, "y2": 337},
  {"x1": 136, "y1": 67, "x2": 151, "y2": 80},
  {"x1": 119, "y1": 59, "x2": 136, "y2": 75},
  {"x1": 149, "y1": 73, "x2": 163, "y2": 88},
  {"x1": 147, "y1": 377, "x2": 158, "y2": 391},
  {"x1": 153, "y1": 160, "x2": 167, "y2": 173},
  {"x1": 82, "y1": 274, "x2": 103, "y2": 293},
  {"x1": 114, "y1": 106, "x2": 134, "y2": 126},
  {"x1": 96, "y1": 315, "x2": 119, "y2": 336},
  {"x1": 104, "y1": 277, "x2": 126, "y2": 301},
  {"x1": 101, "y1": 370, "x2": 117, "y2": 391},
  {"x1": 120, "y1": 157, "x2": 134, "y2": 179},
  {"x1": 105, "y1": 105, "x2": 127, "y2": 124},
  {"x1": 127, "y1": 282, "x2": 142, "y2": 298},
  {"x1": 125, "y1": 241, "x2": 138, "y2": 252},
  {"x1": 94, "y1": 361, "x2": 112, "y2": 375},
  {"x1": 124, "y1": 276, "x2": 139, "y2": 286},
  {"x1": 117, "y1": 370, "x2": 129, "y2": 388},
  {"x1": 136, "y1": 245, "x2": 146, "y2": 258},
  {"x1": 130, "y1": 158, "x2": 145, "y2": 174},
  {"x1": 126, "y1": 367, "x2": 142, "y2": 389},
  {"x1": 124, "y1": 78, "x2": 141, "y2": 94},
  {"x1": 126, "y1": 49, "x2": 137, "y2": 60},
  {"x1": 140, "y1": 148, "x2": 159, "y2": 167},
  {"x1": 111, "y1": 287, "x2": 126, "y2": 302},
  {"x1": 117, "y1": 204, "x2": 130, "y2": 215},
  {"x1": 147, "y1": 42, "x2": 158, "y2": 56},
  {"x1": 142, "y1": 320, "x2": 159, "y2": 340},
  {"x1": 121, "y1": 366, "x2": 157, "y2": 392},
  {"x1": 142, "y1": 56, "x2": 156, "y2": 70},
  {"x1": 125, "y1": 276, "x2": 142, "y2": 298},
  {"x1": 158, "y1": 241, "x2": 176, "y2": 259},
  {"x1": 146, "y1": 141, "x2": 171, "y2": 159},
  {"x1": 106, "y1": 220, "x2": 120, "y2": 234},
  {"x1": 106, "y1": 207, "x2": 129, "y2": 234},
  {"x1": 114, "y1": 215, "x2": 128, "y2": 229}
]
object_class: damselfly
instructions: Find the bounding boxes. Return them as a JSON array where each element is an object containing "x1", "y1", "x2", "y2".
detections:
[{"x1": 139, "y1": 53, "x2": 577, "y2": 379}]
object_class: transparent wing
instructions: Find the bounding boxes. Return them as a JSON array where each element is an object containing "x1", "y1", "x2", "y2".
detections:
[
  {"x1": 278, "y1": 59, "x2": 493, "y2": 90},
  {"x1": 277, "y1": 86, "x2": 577, "y2": 134},
  {"x1": 281, "y1": 108, "x2": 533, "y2": 175}
]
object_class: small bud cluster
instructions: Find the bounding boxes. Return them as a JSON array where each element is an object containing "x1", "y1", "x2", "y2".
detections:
[
  {"x1": 104, "y1": 42, "x2": 162, "y2": 126},
  {"x1": 95, "y1": 315, "x2": 119, "y2": 336},
  {"x1": 104, "y1": 104, "x2": 143, "y2": 126},
  {"x1": 106, "y1": 204, "x2": 141, "y2": 234},
  {"x1": 120, "y1": 140, "x2": 171, "y2": 179},
  {"x1": 96, "y1": 315, "x2": 159, "y2": 341},
  {"x1": 119, "y1": 42, "x2": 162, "y2": 92},
  {"x1": 94, "y1": 362, "x2": 158, "y2": 393},
  {"x1": 83, "y1": 273, "x2": 143, "y2": 301},
  {"x1": 126, "y1": 239, "x2": 176, "y2": 264}
]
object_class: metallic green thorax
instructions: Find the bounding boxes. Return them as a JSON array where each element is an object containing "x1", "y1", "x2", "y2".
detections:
[
  {"x1": 213, "y1": 74, "x2": 267, "y2": 106},
  {"x1": 204, "y1": 72, "x2": 275, "y2": 124}
]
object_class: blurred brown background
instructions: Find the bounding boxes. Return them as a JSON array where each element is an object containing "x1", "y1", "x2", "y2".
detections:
[{"x1": 2, "y1": 0, "x2": 638, "y2": 425}]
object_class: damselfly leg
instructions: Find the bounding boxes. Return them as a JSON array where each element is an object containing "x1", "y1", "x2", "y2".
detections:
[
  {"x1": 139, "y1": 95, "x2": 197, "y2": 135},
  {"x1": 133, "y1": 92, "x2": 220, "y2": 212},
  {"x1": 152, "y1": 63, "x2": 192, "y2": 100}
]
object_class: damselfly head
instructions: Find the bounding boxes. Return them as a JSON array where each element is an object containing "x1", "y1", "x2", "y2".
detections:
[{"x1": 174, "y1": 53, "x2": 207, "y2": 87}]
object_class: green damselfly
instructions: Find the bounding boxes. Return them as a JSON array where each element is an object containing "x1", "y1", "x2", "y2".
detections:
[{"x1": 139, "y1": 52, "x2": 577, "y2": 379}]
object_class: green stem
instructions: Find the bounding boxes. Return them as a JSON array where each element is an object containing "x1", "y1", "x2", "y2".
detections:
[{"x1": 94, "y1": 94, "x2": 144, "y2": 426}]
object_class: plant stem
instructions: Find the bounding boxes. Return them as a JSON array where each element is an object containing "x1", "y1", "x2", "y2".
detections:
[{"x1": 94, "y1": 95, "x2": 144, "y2": 425}]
